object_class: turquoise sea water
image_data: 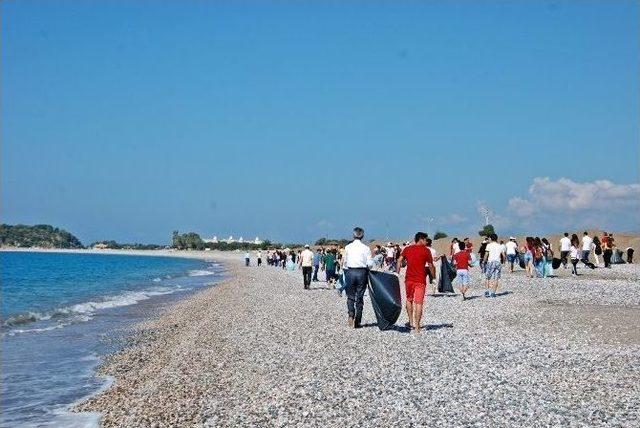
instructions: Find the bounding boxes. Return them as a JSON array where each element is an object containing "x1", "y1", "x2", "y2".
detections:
[{"x1": 1, "y1": 251, "x2": 221, "y2": 427}]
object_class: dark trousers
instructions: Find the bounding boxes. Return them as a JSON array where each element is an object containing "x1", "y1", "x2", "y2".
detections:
[
  {"x1": 312, "y1": 264, "x2": 320, "y2": 281},
  {"x1": 627, "y1": 248, "x2": 634, "y2": 263},
  {"x1": 245, "y1": 258, "x2": 250, "y2": 267},
  {"x1": 302, "y1": 266, "x2": 312, "y2": 288},
  {"x1": 345, "y1": 268, "x2": 368, "y2": 326},
  {"x1": 560, "y1": 251, "x2": 570, "y2": 267},
  {"x1": 603, "y1": 249, "x2": 613, "y2": 268},
  {"x1": 257, "y1": 258, "x2": 262, "y2": 266},
  {"x1": 571, "y1": 259, "x2": 579, "y2": 275}
]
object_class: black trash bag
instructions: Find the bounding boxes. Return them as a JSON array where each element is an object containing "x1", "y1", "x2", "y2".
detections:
[
  {"x1": 552, "y1": 258, "x2": 562, "y2": 270},
  {"x1": 367, "y1": 270, "x2": 402, "y2": 331},
  {"x1": 518, "y1": 253, "x2": 526, "y2": 269},
  {"x1": 612, "y1": 250, "x2": 625, "y2": 264},
  {"x1": 438, "y1": 257, "x2": 456, "y2": 293}
]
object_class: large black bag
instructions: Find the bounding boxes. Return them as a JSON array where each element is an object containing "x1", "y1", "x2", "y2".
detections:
[
  {"x1": 438, "y1": 257, "x2": 456, "y2": 293},
  {"x1": 367, "y1": 270, "x2": 402, "y2": 331},
  {"x1": 518, "y1": 253, "x2": 526, "y2": 269},
  {"x1": 552, "y1": 258, "x2": 562, "y2": 269}
]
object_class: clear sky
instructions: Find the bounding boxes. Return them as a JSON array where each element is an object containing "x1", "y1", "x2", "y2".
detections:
[{"x1": 2, "y1": 1, "x2": 638, "y2": 244}]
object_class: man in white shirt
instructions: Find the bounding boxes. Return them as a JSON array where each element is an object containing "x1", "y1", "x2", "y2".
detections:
[
  {"x1": 299, "y1": 245, "x2": 314, "y2": 289},
  {"x1": 559, "y1": 232, "x2": 571, "y2": 269},
  {"x1": 505, "y1": 237, "x2": 518, "y2": 273},
  {"x1": 483, "y1": 233, "x2": 503, "y2": 298},
  {"x1": 385, "y1": 244, "x2": 395, "y2": 270},
  {"x1": 581, "y1": 231, "x2": 593, "y2": 264},
  {"x1": 343, "y1": 227, "x2": 373, "y2": 328}
]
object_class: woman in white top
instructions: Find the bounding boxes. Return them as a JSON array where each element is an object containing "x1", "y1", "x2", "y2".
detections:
[{"x1": 569, "y1": 234, "x2": 580, "y2": 276}]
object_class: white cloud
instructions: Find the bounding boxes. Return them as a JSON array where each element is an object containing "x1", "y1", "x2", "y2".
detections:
[
  {"x1": 507, "y1": 197, "x2": 536, "y2": 217},
  {"x1": 508, "y1": 177, "x2": 640, "y2": 217}
]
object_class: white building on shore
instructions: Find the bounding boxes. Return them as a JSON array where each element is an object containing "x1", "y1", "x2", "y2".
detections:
[{"x1": 203, "y1": 235, "x2": 264, "y2": 245}]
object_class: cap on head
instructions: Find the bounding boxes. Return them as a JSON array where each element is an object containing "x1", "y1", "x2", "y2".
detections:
[
  {"x1": 353, "y1": 227, "x2": 364, "y2": 239},
  {"x1": 304, "y1": 244, "x2": 310, "y2": 248},
  {"x1": 509, "y1": 236, "x2": 515, "y2": 240}
]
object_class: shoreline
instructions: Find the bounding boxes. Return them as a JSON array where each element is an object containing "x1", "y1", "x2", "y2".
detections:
[
  {"x1": 71, "y1": 252, "x2": 640, "y2": 426},
  {"x1": 1, "y1": 249, "x2": 231, "y2": 427},
  {"x1": 0, "y1": 247, "x2": 224, "y2": 262}
]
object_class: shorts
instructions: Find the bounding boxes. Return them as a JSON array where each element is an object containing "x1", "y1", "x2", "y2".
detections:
[
  {"x1": 405, "y1": 280, "x2": 426, "y2": 305},
  {"x1": 485, "y1": 261, "x2": 502, "y2": 280},
  {"x1": 524, "y1": 251, "x2": 533, "y2": 263},
  {"x1": 507, "y1": 254, "x2": 517, "y2": 263},
  {"x1": 456, "y1": 269, "x2": 470, "y2": 286}
]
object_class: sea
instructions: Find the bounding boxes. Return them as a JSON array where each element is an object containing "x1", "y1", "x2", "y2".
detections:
[{"x1": 0, "y1": 251, "x2": 223, "y2": 427}]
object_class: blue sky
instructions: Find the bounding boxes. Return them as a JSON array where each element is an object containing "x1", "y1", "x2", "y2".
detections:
[{"x1": 2, "y1": 1, "x2": 638, "y2": 244}]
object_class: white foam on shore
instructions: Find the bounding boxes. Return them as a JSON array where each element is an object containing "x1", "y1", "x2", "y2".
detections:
[
  {"x1": 188, "y1": 269, "x2": 215, "y2": 277},
  {"x1": 3, "y1": 287, "x2": 183, "y2": 336}
]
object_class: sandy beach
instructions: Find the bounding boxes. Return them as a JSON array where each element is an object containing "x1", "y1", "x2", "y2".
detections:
[{"x1": 63, "y1": 249, "x2": 640, "y2": 427}]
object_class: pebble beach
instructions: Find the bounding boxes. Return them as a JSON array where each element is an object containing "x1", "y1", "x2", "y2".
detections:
[{"x1": 74, "y1": 251, "x2": 640, "y2": 427}]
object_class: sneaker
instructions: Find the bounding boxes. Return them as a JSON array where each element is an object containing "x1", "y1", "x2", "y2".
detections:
[
  {"x1": 490, "y1": 292, "x2": 496, "y2": 298},
  {"x1": 484, "y1": 290, "x2": 490, "y2": 297}
]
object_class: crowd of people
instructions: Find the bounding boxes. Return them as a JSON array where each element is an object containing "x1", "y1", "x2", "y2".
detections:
[{"x1": 243, "y1": 229, "x2": 634, "y2": 333}]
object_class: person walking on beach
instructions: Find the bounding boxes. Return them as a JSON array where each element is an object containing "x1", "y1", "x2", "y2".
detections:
[
  {"x1": 541, "y1": 238, "x2": 554, "y2": 277},
  {"x1": 299, "y1": 245, "x2": 314, "y2": 289},
  {"x1": 343, "y1": 227, "x2": 373, "y2": 328},
  {"x1": 256, "y1": 250, "x2": 262, "y2": 266},
  {"x1": 593, "y1": 236, "x2": 602, "y2": 266},
  {"x1": 396, "y1": 232, "x2": 434, "y2": 332},
  {"x1": 426, "y1": 238, "x2": 438, "y2": 288},
  {"x1": 559, "y1": 233, "x2": 571, "y2": 269},
  {"x1": 452, "y1": 241, "x2": 471, "y2": 301},
  {"x1": 581, "y1": 231, "x2": 593, "y2": 265},
  {"x1": 602, "y1": 232, "x2": 613, "y2": 268},
  {"x1": 483, "y1": 233, "x2": 502, "y2": 298},
  {"x1": 478, "y1": 237, "x2": 489, "y2": 273},
  {"x1": 312, "y1": 248, "x2": 322, "y2": 282},
  {"x1": 505, "y1": 237, "x2": 518, "y2": 273},
  {"x1": 570, "y1": 234, "x2": 580, "y2": 276},
  {"x1": 244, "y1": 251, "x2": 251, "y2": 267},
  {"x1": 524, "y1": 237, "x2": 535, "y2": 278},
  {"x1": 323, "y1": 248, "x2": 337, "y2": 288}
]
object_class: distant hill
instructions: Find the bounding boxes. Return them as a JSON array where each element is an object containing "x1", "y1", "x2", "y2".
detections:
[{"x1": 0, "y1": 224, "x2": 84, "y2": 249}]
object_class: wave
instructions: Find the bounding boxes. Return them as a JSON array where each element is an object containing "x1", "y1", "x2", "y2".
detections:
[
  {"x1": 2, "y1": 287, "x2": 182, "y2": 333},
  {"x1": 188, "y1": 269, "x2": 215, "y2": 276}
]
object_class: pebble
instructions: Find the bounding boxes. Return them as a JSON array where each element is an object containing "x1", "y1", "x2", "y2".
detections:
[{"x1": 73, "y1": 254, "x2": 640, "y2": 427}]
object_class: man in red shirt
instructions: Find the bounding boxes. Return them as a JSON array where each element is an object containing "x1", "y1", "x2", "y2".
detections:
[{"x1": 397, "y1": 232, "x2": 435, "y2": 333}]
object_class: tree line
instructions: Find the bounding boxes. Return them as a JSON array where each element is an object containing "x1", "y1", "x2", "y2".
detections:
[{"x1": 0, "y1": 224, "x2": 84, "y2": 249}]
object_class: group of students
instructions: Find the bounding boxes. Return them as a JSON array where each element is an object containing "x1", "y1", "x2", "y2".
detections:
[{"x1": 248, "y1": 228, "x2": 634, "y2": 333}]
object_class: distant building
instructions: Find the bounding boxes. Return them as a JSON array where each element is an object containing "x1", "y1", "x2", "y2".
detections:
[
  {"x1": 203, "y1": 234, "x2": 265, "y2": 246},
  {"x1": 93, "y1": 243, "x2": 109, "y2": 250}
]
